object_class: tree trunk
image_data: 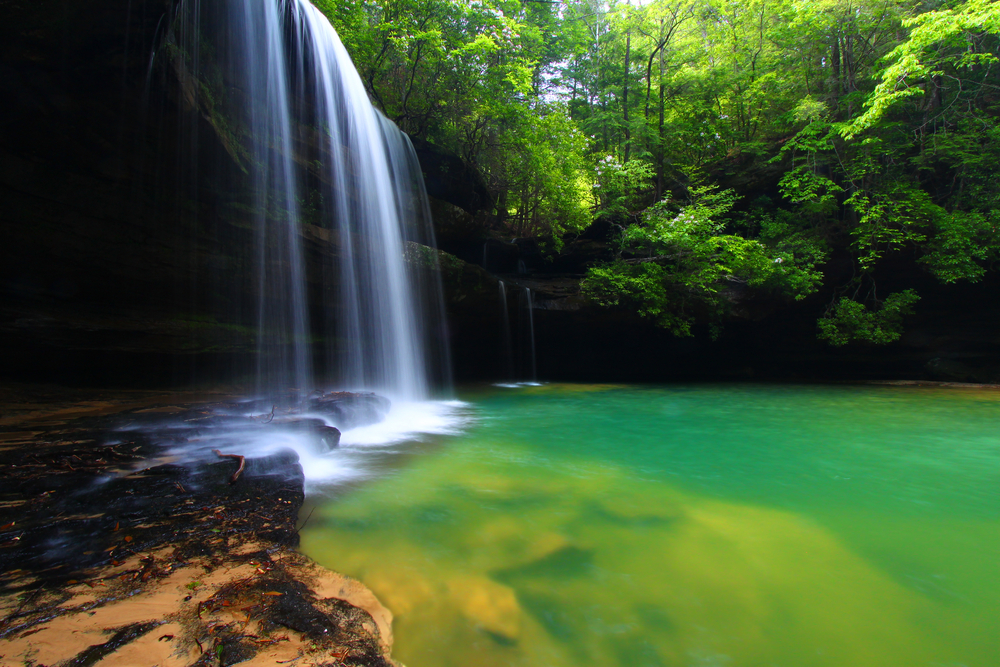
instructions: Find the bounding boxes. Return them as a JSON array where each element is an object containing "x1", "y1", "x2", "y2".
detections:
[
  {"x1": 656, "y1": 39, "x2": 666, "y2": 200},
  {"x1": 623, "y1": 30, "x2": 632, "y2": 161}
]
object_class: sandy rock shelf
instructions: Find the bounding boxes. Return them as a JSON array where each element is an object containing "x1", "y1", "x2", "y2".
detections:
[
  {"x1": 0, "y1": 548, "x2": 394, "y2": 667},
  {"x1": 0, "y1": 394, "x2": 397, "y2": 667}
]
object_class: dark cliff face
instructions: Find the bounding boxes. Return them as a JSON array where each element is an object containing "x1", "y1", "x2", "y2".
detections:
[
  {"x1": 2, "y1": 1, "x2": 158, "y2": 381},
  {"x1": 0, "y1": 0, "x2": 350, "y2": 386}
]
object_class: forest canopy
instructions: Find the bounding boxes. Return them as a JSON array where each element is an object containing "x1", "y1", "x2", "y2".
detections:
[{"x1": 318, "y1": 0, "x2": 1000, "y2": 343}]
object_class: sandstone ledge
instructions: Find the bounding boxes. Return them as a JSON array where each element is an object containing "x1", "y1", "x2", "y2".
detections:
[{"x1": 0, "y1": 394, "x2": 397, "y2": 667}]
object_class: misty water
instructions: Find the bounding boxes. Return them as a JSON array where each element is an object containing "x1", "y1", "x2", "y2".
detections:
[
  {"x1": 300, "y1": 383, "x2": 1000, "y2": 667},
  {"x1": 167, "y1": 0, "x2": 448, "y2": 399}
]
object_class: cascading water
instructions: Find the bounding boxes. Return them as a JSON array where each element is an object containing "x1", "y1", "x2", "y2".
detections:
[
  {"x1": 496, "y1": 284, "x2": 538, "y2": 386},
  {"x1": 298, "y1": 11, "x2": 437, "y2": 399},
  {"x1": 498, "y1": 280, "x2": 514, "y2": 379},
  {"x1": 147, "y1": 0, "x2": 465, "y2": 482},
  {"x1": 520, "y1": 287, "x2": 537, "y2": 382},
  {"x1": 229, "y1": 0, "x2": 314, "y2": 397},
  {"x1": 167, "y1": 0, "x2": 448, "y2": 401},
  {"x1": 525, "y1": 287, "x2": 537, "y2": 382}
]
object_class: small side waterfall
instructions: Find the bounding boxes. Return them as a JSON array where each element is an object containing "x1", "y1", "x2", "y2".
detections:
[
  {"x1": 497, "y1": 283, "x2": 538, "y2": 384},
  {"x1": 520, "y1": 287, "x2": 537, "y2": 383},
  {"x1": 498, "y1": 280, "x2": 514, "y2": 379},
  {"x1": 166, "y1": 0, "x2": 449, "y2": 401},
  {"x1": 525, "y1": 288, "x2": 537, "y2": 382}
]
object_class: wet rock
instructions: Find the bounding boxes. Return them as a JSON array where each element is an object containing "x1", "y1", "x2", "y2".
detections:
[
  {"x1": 483, "y1": 238, "x2": 520, "y2": 274},
  {"x1": 924, "y1": 357, "x2": 997, "y2": 383},
  {"x1": 0, "y1": 419, "x2": 304, "y2": 588},
  {"x1": 410, "y1": 138, "x2": 492, "y2": 215},
  {"x1": 280, "y1": 418, "x2": 342, "y2": 451},
  {"x1": 0, "y1": 401, "x2": 397, "y2": 667},
  {"x1": 316, "y1": 425, "x2": 342, "y2": 451},
  {"x1": 308, "y1": 392, "x2": 391, "y2": 431}
]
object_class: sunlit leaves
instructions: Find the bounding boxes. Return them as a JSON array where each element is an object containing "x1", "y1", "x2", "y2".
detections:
[{"x1": 844, "y1": 0, "x2": 1000, "y2": 138}]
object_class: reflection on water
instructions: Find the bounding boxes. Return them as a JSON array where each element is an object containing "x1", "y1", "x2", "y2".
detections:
[{"x1": 300, "y1": 384, "x2": 1000, "y2": 667}]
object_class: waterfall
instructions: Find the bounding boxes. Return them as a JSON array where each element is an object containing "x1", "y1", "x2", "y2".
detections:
[
  {"x1": 498, "y1": 281, "x2": 513, "y2": 379},
  {"x1": 295, "y1": 5, "x2": 433, "y2": 399},
  {"x1": 525, "y1": 288, "x2": 537, "y2": 382},
  {"x1": 497, "y1": 282, "x2": 537, "y2": 384},
  {"x1": 229, "y1": 0, "x2": 313, "y2": 397},
  {"x1": 166, "y1": 0, "x2": 448, "y2": 401}
]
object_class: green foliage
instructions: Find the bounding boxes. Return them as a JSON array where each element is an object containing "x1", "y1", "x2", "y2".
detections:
[
  {"x1": 583, "y1": 261, "x2": 687, "y2": 330},
  {"x1": 920, "y1": 210, "x2": 1000, "y2": 283},
  {"x1": 489, "y1": 104, "x2": 594, "y2": 244},
  {"x1": 324, "y1": 0, "x2": 1000, "y2": 343},
  {"x1": 844, "y1": 0, "x2": 1000, "y2": 138},
  {"x1": 317, "y1": 0, "x2": 591, "y2": 244},
  {"x1": 847, "y1": 184, "x2": 933, "y2": 272},
  {"x1": 817, "y1": 290, "x2": 921, "y2": 346},
  {"x1": 775, "y1": 121, "x2": 843, "y2": 220},
  {"x1": 594, "y1": 156, "x2": 654, "y2": 217},
  {"x1": 583, "y1": 186, "x2": 825, "y2": 336}
]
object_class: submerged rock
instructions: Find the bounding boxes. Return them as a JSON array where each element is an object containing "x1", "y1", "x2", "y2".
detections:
[{"x1": 446, "y1": 574, "x2": 522, "y2": 643}]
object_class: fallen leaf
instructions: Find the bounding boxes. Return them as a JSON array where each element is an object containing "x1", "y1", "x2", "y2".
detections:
[
  {"x1": 262, "y1": 591, "x2": 283, "y2": 596},
  {"x1": 124, "y1": 535, "x2": 133, "y2": 543}
]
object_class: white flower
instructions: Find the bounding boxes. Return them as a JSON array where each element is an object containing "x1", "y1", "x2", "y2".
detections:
[{"x1": 774, "y1": 257, "x2": 784, "y2": 264}]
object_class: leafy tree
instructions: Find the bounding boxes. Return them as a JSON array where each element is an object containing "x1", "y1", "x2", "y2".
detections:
[
  {"x1": 818, "y1": 290, "x2": 920, "y2": 346},
  {"x1": 583, "y1": 185, "x2": 824, "y2": 336}
]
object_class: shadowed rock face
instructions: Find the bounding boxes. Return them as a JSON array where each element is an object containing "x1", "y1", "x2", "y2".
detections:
[
  {"x1": 0, "y1": 0, "x2": 269, "y2": 384},
  {"x1": 0, "y1": 0, "x2": 419, "y2": 389},
  {"x1": 410, "y1": 138, "x2": 492, "y2": 217}
]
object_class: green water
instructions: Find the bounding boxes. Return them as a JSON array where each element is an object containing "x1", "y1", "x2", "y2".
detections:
[{"x1": 300, "y1": 384, "x2": 1000, "y2": 667}]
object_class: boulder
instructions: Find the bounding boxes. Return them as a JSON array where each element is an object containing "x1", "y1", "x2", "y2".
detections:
[
  {"x1": 279, "y1": 418, "x2": 342, "y2": 452},
  {"x1": 308, "y1": 391, "x2": 391, "y2": 431}
]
